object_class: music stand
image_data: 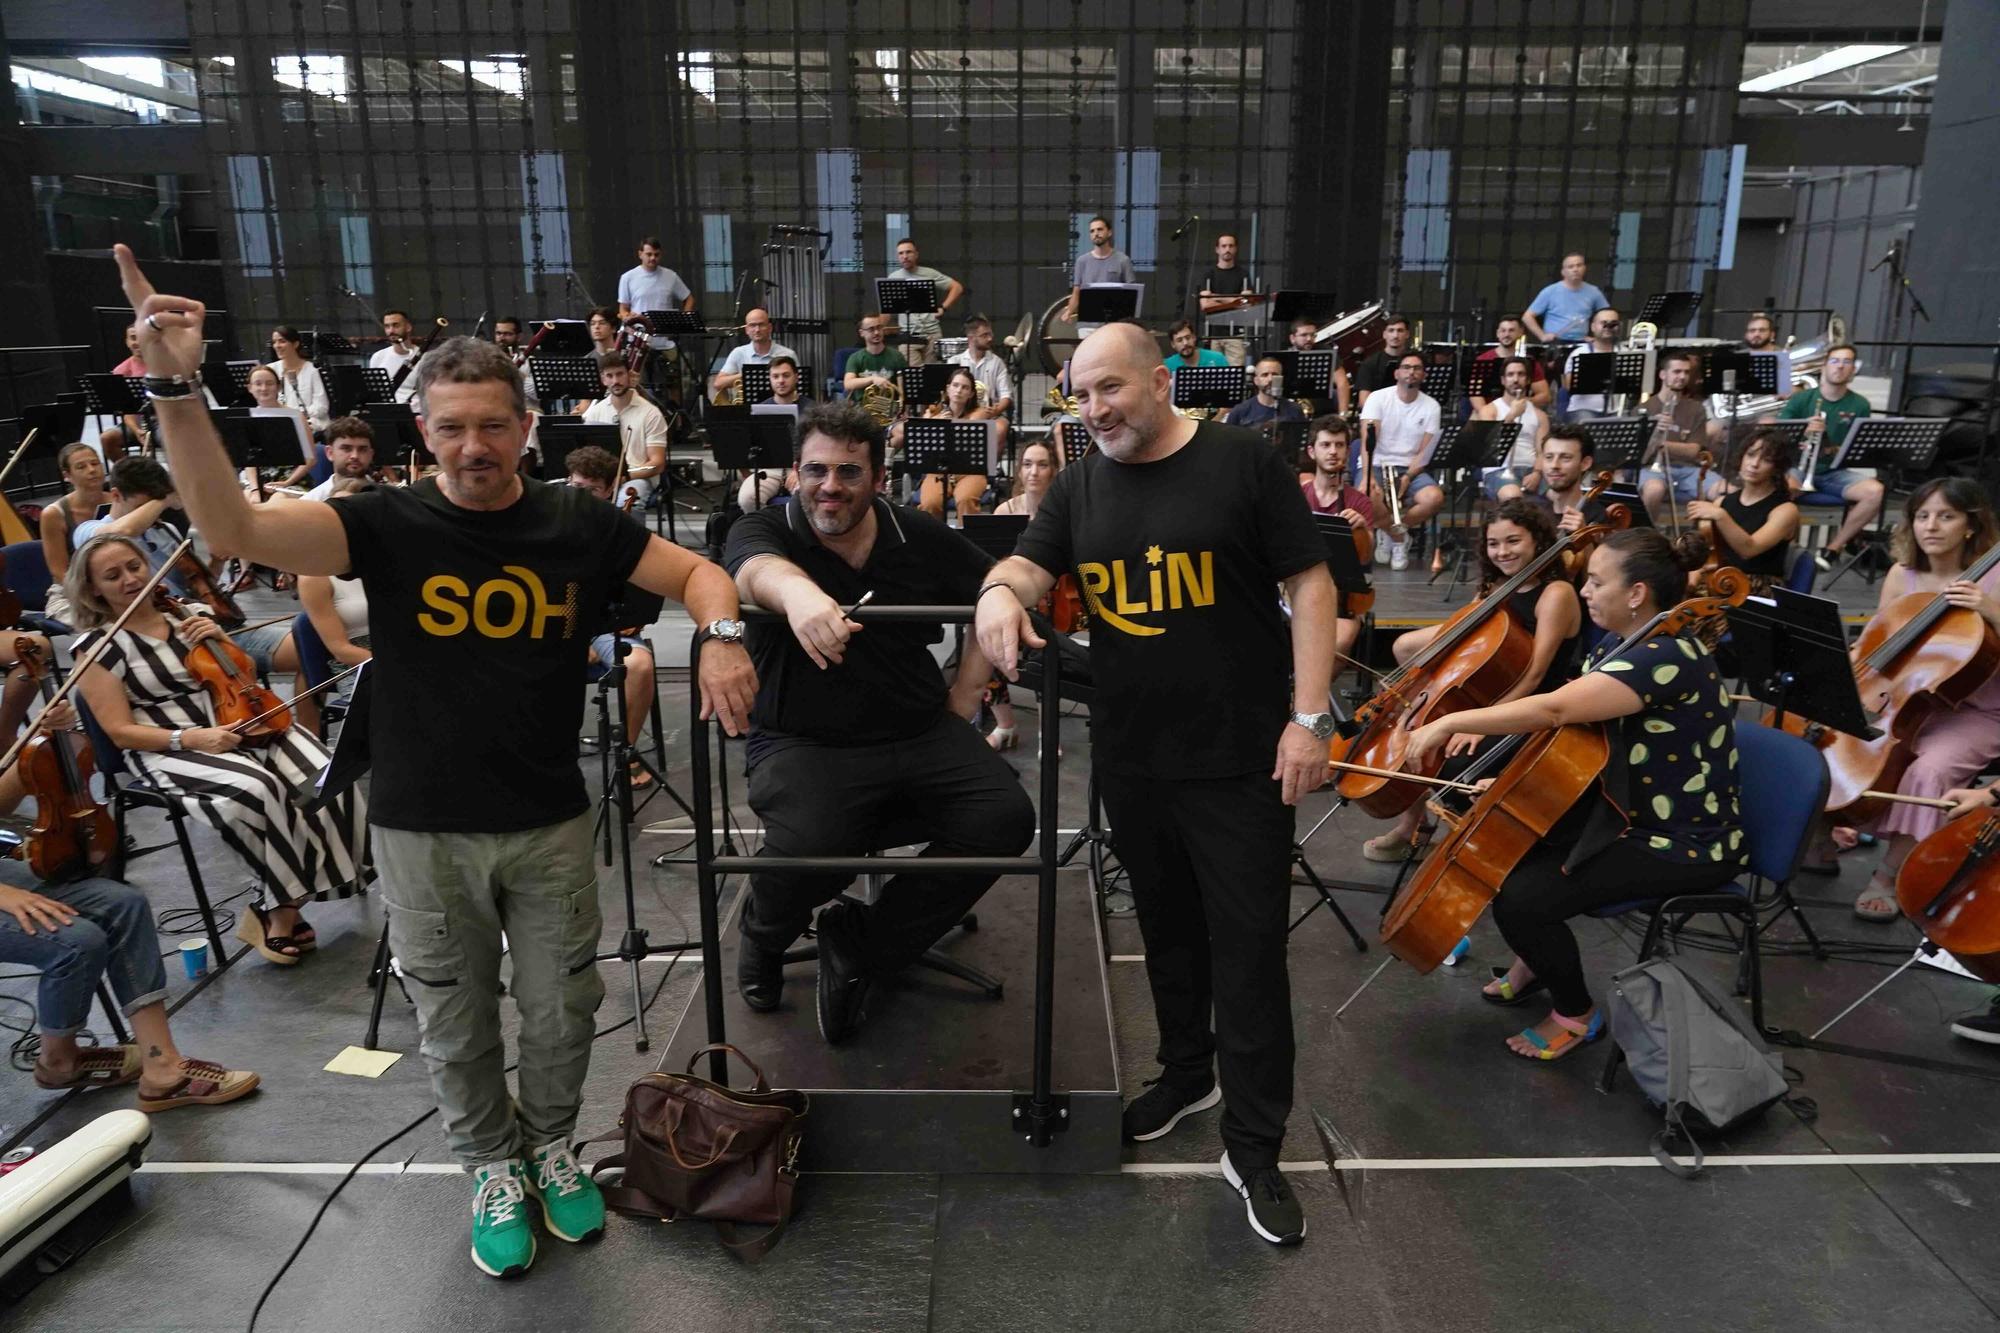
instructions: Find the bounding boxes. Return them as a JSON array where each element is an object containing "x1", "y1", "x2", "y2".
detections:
[
  {"x1": 536, "y1": 421, "x2": 622, "y2": 484},
  {"x1": 1172, "y1": 365, "x2": 1247, "y2": 411},
  {"x1": 21, "y1": 401, "x2": 86, "y2": 452},
  {"x1": 1568, "y1": 351, "x2": 1650, "y2": 400},
  {"x1": 79, "y1": 374, "x2": 146, "y2": 420},
  {"x1": 1724, "y1": 416, "x2": 1806, "y2": 464},
  {"x1": 1267, "y1": 419, "x2": 1307, "y2": 460},
  {"x1": 529, "y1": 320, "x2": 596, "y2": 357},
  {"x1": 739, "y1": 364, "x2": 776, "y2": 405},
  {"x1": 1825, "y1": 417, "x2": 1951, "y2": 588},
  {"x1": 211, "y1": 410, "x2": 313, "y2": 500},
  {"x1": 1260, "y1": 350, "x2": 1335, "y2": 401},
  {"x1": 1578, "y1": 415, "x2": 1653, "y2": 473},
  {"x1": 530, "y1": 356, "x2": 603, "y2": 407},
  {"x1": 1272, "y1": 290, "x2": 1340, "y2": 327},
  {"x1": 195, "y1": 360, "x2": 259, "y2": 409},
  {"x1": 1636, "y1": 291, "x2": 1702, "y2": 336},
  {"x1": 313, "y1": 331, "x2": 361, "y2": 359},
  {"x1": 1706, "y1": 350, "x2": 1780, "y2": 398},
  {"x1": 960, "y1": 513, "x2": 1030, "y2": 563},
  {"x1": 1076, "y1": 284, "x2": 1142, "y2": 326},
  {"x1": 876, "y1": 277, "x2": 940, "y2": 319},
  {"x1": 1055, "y1": 421, "x2": 1093, "y2": 467},
  {"x1": 903, "y1": 419, "x2": 991, "y2": 482},
  {"x1": 359, "y1": 404, "x2": 433, "y2": 469},
  {"x1": 1427, "y1": 420, "x2": 1522, "y2": 596},
  {"x1": 1730, "y1": 588, "x2": 1873, "y2": 738},
  {"x1": 647, "y1": 310, "x2": 705, "y2": 339},
  {"x1": 1415, "y1": 352, "x2": 1459, "y2": 411},
  {"x1": 896, "y1": 363, "x2": 952, "y2": 409},
  {"x1": 1597, "y1": 482, "x2": 1651, "y2": 528}
]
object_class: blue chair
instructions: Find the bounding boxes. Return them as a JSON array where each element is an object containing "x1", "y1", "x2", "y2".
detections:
[
  {"x1": 1592, "y1": 721, "x2": 1828, "y2": 1092},
  {"x1": 829, "y1": 347, "x2": 861, "y2": 399},
  {"x1": 1783, "y1": 546, "x2": 1817, "y2": 595},
  {"x1": 73, "y1": 697, "x2": 230, "y2": 968},
  {"x1": 2, "y1": 539, "x2": 70, "y2": 634}
]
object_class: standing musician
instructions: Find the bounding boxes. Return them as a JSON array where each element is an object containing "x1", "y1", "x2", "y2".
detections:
[
  {"x1": 977, "y1": 322, "x2": 1338, "y2": 1247},
  {"x1": 711, "y1": 308, "x2": 797, "y2": 400},
  {"x1": 1780, "y1": 344, "x2": 1882, "y2": 572},
  {"x1": 1830, "y1": 479, "x2": 2000, "y2": 922},
  {"x1": 1522, "y1": 251, "x2": 1609, "y2": 347},
  {"x1": 1363, "y1": 499, "x2": 1582, "y2": 863},
  {"x1": 723, "y1": 401, "x2": 1031, "y2": 1040},
  {"x1": 1062, "y1": 215, "x2": 1138, "y2": 330},
  {"x1": 0, "y1": 710, "x2": 260, "y2": 1111},
  {"x1": 1469, "y1": 316, "x2": 1552, "y2": 413},
  {"x1": 581, "y1": 351, "x2": 668, "y2": 508},
  {"x1": 39, "y1": 441, "x2": 108, "y2": 628},
  {"x1": 114, "y1": 243, "x2": 757, "y2": 1280},
  {"x1": 1479, "y1": 355, "x2": 1549, "y2": 502},
  {"x1": 1636, "y1": 351, "x2": 1719, "y2": 521},
  {"x1": 1406, "y1": 528, "x2": 1743, "y2": 1061},
  {"x1": 910, "y1": 365, "x2": 1003, "y2": 520},
  {"x1": 1223, "y1": 356, "x2": 1307, "y2": 435},
  {"x1": 369, "y1": 310, "x2": 422, "y2": 403},
  {"x1": 1298, "y1": 416, "x2": 1373, "y2": 666},
  {"x1": 1287, "y1": 317, "x2": 1351, "y2": 416},
  {"x1": 1199, "y1": 232, "x2": 1259, "y2": 366},
  {"x1": 1685, "y1": 425, "x2": 1800, "y2": 594},
  {"x1": 1165, "y1": 319, "x2": 1226, "y2": 372},
  {"x1": 66, "y1": 532, "x2": 369, "y2": 968},
  {"x1": 1357, "y1": 351, "x2": 1445, "y2": 571},
  {"x1": 984, "y1": 437, "x2": 1060, "y2": 750},
  {"x1": 885, "y1": 239, "x2": 963, "y2": 365},
  {"x1": 615, "y1": 235, "x2": 694, "y2": 320}
]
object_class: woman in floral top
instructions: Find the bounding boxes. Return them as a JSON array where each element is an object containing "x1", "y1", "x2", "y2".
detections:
[{"x1": 1408, "y1": 529, "x2": 1746, "y2": 1062}]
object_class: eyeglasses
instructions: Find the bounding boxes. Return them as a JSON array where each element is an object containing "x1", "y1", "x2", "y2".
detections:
[
  {"x1": 798, "y1": 462, "x2": 870, "y2": 484},
  {"x1": 1824, "y1": 356, "x2": 1857, "y2": 366}
]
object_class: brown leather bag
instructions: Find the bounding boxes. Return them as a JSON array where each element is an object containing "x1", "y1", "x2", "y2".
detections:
[{"x1": 584, "y1": 1044, "x2": 808, "y2": 1261}]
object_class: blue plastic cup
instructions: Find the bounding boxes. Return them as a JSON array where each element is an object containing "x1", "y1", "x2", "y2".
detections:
[{"x1": 179, "y1": 939, "x2": 208, "y2": 979}]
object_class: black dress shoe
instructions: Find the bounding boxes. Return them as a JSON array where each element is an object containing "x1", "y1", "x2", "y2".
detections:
[
  {"x1": 814, "y1": 902, "x2": 873, "y2": 1044},
  {"x1": 736, "y1": 936, "x2": 785, "y2": 1013}
]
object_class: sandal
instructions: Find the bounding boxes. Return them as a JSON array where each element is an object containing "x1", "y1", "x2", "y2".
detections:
[
  {"x1": 1362, "y1": 833, "x2": 1415, "y2": 863},
  {"x1": 33, "y1": 1044, "x2": 142, "y2": 1091},
  {"x1": 135, "y1": 1057, "x2": 261, "y2": 1113},
  {"x1": 1853, "y1": 882, "x2": 1900, "y2": 923},
  {"x1": 625, "y1": 759, "x2": 655, "y2": 791},
  {"x1": 291, "y1": 916, "x2": 316, "y2": 952},
  {"x1": 235, "y1": 903, "x2": 303, "y2": 965},
  {"x1": 1512, "y1": 1010, "x2": 1604, "y2": 1062},
  {"x1": 987, "y1": 726, "x2": 1018, "y2": 751},
  {"x1": 1481, "y1": 966, "x2": 1548, "y2": 1007}
]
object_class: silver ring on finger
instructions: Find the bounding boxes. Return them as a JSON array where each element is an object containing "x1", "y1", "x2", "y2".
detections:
[{"x1": 144, "y1": 313, "x2": 163, "y2": 331}]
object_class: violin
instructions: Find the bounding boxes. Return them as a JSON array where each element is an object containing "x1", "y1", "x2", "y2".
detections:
[
  {"x1": 1776, "y1": 540, "x2": 2000, "y2": 822},
  {"x1": 1343, "y1": 522, "x2": 1376, "y2": 618},
  {"x1": 1381, "y1": 574, "x2": 1749, "y2": 971},
  {"x1": 1328, "y1": 472, "x2": 1626, "y2": 818},
  {"x1": 168, "y1": 544, "x2": 246, "y2": 630},
  {"x1": 156, "y1": 592, "x2": 291, "y2": 744},
  {"x1": 1894, "y1": 807, "x2": 2000, "y2": 983},
  {"x1": 11, "y1": 637, "x2": 115, "y2": 881},
  {"x1": 1047, "y1": 575, "x2": 1087, "y2": 635}
]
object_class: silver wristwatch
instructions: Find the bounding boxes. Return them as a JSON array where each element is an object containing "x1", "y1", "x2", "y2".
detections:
[
  {"x1": 1290, "y1": 711, "x2": 1337, "y2": 741},
  {"x1": 169, "y1": 729, "x2": 185, "y2": 752},
  {"x1": 698, "y1": 618, "x2": 745, "y2": 645}
]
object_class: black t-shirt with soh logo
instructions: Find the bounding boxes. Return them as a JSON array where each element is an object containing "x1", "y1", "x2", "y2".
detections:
[
  {"x1": 1014, "y1": 420, "x2": 1326, "y2": 779},
  {"x1": 332, "y1": 477, "x2": 652, "y2": 832}
]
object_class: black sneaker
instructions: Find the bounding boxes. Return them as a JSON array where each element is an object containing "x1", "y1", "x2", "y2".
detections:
[
  {"x1": 1121, "y1": 1074, "x2": 1221, "y2": 1142},
  {"x1": 814, "y1": 902, "x2": 873, "y2": 1044},
  {"x1": 1221, "y1": 1151, "x2": 1305, "y2": 1246},
  {"x1": 1949, "y1": 995, "x2": 2000, "y2": 1046},
  {"x1": 735, "y1": 934, "x2": 785, "y2": 1013}
]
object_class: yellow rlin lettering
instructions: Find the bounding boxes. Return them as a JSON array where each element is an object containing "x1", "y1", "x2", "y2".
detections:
[
  {"x1": 1111, "y1": 561, "x2": 1148, "y2": 615},
  {"x1": 1076, "y1": 560, "x2": 1163, "y2": 637},
  {"x1": 1168, "y1": 551, "x2": 1215, "y2": 608}
]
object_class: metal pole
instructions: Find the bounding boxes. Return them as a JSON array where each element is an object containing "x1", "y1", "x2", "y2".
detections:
[
  {"x1": 1024, "y1": 637, "x2": 1065, "y2": 1145},
  {"x1": 685, "y1": 630, "x2": 728, "y2": 1084}
]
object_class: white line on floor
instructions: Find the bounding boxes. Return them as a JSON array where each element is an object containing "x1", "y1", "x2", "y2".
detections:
[
  {"x1": 1123, "y1": 1152, "x2": 2000, "y2": 1175},
  {"x1": 1109, "y1": 954, "x2": 1146, "y2": 962}
]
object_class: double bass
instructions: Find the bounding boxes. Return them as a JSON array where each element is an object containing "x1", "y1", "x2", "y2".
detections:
[
  {"x1": 1894, "y1": 807, "x2": 2000, "y2": 983},
  {"x1": 1381, "y1": 575, "x2": 1749, "y2": 971},
  {"x1": 1777, "y1": 539, "x2": 2000, "y2": 823},
  {"x1": 11, "y1": 636, "x2": 116, "y2": 881},
  {"x1": 1328, "y1": 473, "x2": 1625, "y2": 817}
]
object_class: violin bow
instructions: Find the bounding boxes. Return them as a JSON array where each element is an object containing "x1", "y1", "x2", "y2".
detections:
[
  {"x1": 225, "y1": 663, "x2": 364, "y2": 736},
  {"x1": 0, "y1": 538, "x2": 190, "y2": 773},
  {"x1": 0, "y1": 427, "x2": 39, "y2": 491}
]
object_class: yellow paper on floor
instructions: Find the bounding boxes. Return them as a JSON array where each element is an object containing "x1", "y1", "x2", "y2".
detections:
[{"x1": 324, "y1": 1046, "x2": 403, "y2": 1078}]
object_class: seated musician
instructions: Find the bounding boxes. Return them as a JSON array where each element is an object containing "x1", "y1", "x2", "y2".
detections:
[
  {"x1": 1298, "y1": 416, "x2": 1373, "y2": 665},
  {"x1": 1479, "y1": 356, "x2": 1549, "y2": 502},
  {"x1": 1288, "y1": 318, "x2": 1352, "y2": 416},
  {"x1": 1636, "y1": 352, "x2": 1723, "y2": 521},
  {"x1": 842, "y1": 312, "x2": 908, "y2": 397},
  {"x1": 580, "y1": 352, "x2": 668, "y2": 508},
  {"x1": 1364, "y1": 498, "x2": 1581, "y2": 863},
  {"x1": 721, "y1": 402, "x2": 1034, "y2": 1042},
  {"x1": 65, "y1": 533, "x2": 369, "y2": 968},
  {"x1": 1684, "y1": 425, "x2": 1800, "y2": 595},
  {"x1": 0, "y1": 699, "x2": 260, "y2": 1109},
  {"x1": 1830, "y1": 479, "x2": 2000, "y2": 922},
  {"x1": 713, "y1": 308, "x2": 798, "y2": 401},
  {"x1": 912, "y1": 366, "x2": 1004, "y2": 520},
  {"x1": 1222, "y1": 356, "x2": 1306, "y2": 434},
  {"x1": 563, "y1": 450, "x2": 662, "y2": 783},
  {"x1": 1525, "y1": 424, "x2": 1607, "y2": 540},
  {"x1": 243, "y1": 365, "x2": 317, "y2": 492},
  {"x1": 299, "y1": 417, "x2": 379, "y2": 500},
  {"x1": 1931, "y1": 784, "x2": 2000, "y2": 1046},
  {"x1": 1406, "y1": 529, "x2": 1743, "y2": 1061},
  {"x1": 733, "y1": 356, "x2": 805, "y2": 511},
  {"x1": 1781, "y1": 345, "x2": 1883, "y2": 573},
  {"x1": 1164, "y1": 320, "x2": 1226, "y2": 372},
  {"x1": 1356, "y1": 352, "x2": 1446, "y2": 571},
  {"x1": 38, "y1": 441, "x2": 108, "y2": 628},
  {"x1": 1468, "y1": 316, "x2": 1552, "y2": 413},
  {"x1": 986, "y1": 439, "x2": 1059, "y2": 749}
]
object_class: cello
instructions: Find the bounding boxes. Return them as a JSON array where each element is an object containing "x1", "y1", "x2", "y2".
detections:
[
  {"x1": 11, "y1": 636, "x2": 116, "y2": 881},
  {"x1": 1775, "y1": 538, "x2": 2000, "y2": 823},
  {"x1": 1380, "y1": 574, "x2": 1748, "y2": 971},
  {"x1": 1328, "y1": 472, "x2": 1625, "y2": 817},
  {"x1": 1894, "y1": 808, "x2": 2000, "y2": 983}
]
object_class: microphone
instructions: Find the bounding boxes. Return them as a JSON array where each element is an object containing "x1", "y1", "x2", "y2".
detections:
[
  {"x1": 1170, "y1": 215, "x2": 1199, "y2": 241},
  {"x1": 1722, "y1": 368, "x2": 1737, "y2": 395},
  {"x1": 1868, "y1": 239, "x2": 1903, "y2": 272},
  {"x1": 471, "y1": 311, "x2": 489, "y2": 339}
]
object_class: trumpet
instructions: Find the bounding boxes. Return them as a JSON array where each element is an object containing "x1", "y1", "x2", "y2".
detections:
[{"x1": 1378, "y1": 463, "x2": 1405, "y2": 529}]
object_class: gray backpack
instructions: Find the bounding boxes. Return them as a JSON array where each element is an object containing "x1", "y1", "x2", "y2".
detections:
[{"x1": 1607, "y1": 957, "x2": 1795, "y2": 1176}]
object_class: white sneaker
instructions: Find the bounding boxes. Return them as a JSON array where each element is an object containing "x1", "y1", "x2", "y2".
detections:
[{"x1": 1388, "y1": 536, "x2": 1410, "y2": 571}]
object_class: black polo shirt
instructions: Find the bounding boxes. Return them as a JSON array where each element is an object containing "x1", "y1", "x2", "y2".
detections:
[{"x1": 723, "y1": 496, "x2": 992, "y2": 764}]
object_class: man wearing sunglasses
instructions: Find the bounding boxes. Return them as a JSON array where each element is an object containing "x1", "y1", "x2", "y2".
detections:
[{"x1": 721, "y1": 401, "x2": 1034, "y2": 1044}]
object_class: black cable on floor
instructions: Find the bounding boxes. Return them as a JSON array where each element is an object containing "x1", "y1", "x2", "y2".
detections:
[{"x1": 244, "y1": 951, "x2": 683, "y2": 1332}]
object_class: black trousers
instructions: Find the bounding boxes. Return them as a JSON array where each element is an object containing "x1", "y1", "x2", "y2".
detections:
[
  {"x1": 1493, "y1": 835, "x2": 1740, "y2": 1017},
  {"x1": 1099, "y1": 767, "x2": 1295, "y2": 1170},
  {"x1": 742, "y1": 714, "x2": 1035, "y2": 974}
]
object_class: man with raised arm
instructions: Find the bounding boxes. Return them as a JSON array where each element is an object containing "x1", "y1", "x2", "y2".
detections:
[{"x1": 112, "y1": 244, "x2": 757, "y2": 1282}]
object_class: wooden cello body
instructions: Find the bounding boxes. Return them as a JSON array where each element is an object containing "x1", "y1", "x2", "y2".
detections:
[
  {"x1": 1776, "y1": 592, "x2": 2000, "y2": 823},
  {"x1": 1894, "y1": 809, "x2": 2000, "y2": 982}
]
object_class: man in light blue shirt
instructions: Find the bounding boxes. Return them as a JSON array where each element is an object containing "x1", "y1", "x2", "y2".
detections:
[
  {"x1": 1522, "y1": 252, "x2": 1608, "y2": 344},
  {"x1": 616, "y1": 236, "x2": 693, "y2": 321}
]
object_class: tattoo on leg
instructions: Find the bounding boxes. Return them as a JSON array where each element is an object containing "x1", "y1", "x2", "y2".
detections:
[{"x1": 148, "y1": 1046, "x2": 162, "y2": 1058}]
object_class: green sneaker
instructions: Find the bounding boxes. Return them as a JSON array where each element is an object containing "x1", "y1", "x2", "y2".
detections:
[
  {"x1": 469, "y1": 1159, "x2": 536, "y2": 1278},
  {"x1": 525, "y1": 1141, "x2": 606, "y2": 1244}
]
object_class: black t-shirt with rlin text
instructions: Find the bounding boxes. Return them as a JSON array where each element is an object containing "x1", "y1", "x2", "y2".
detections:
[
  {"x1": 1014, "y1": 420, "x2": 1325, "y2": 778},
  {"x1": 723, "y1": 496, "x2": 992, "y2": 765},
  {"x1": 332, "y1": 477, "x2": 651, "y2": 832}
]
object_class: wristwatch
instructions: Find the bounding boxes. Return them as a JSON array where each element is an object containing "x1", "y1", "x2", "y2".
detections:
[
  {"x1": 1290, "y1": 711, "x2": 1337, "y2": 741},
  {"x1": 142, "y1": 371, "x2": 204, "y2": 401},
  {"x1": 696, "y1": 618, "x2": 745, "y2": 646},
  {"x1": 168, "y1": 729, "x2": 185, "y2": 753}
]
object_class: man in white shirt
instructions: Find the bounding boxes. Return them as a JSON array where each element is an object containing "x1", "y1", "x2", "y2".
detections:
[
  {"x1": 884, "y1": 239, "x2": 962, "y2": 365},
  {"x1": 948, "y1": 315, "x2": 1013, "y2": 419},
  {"x1": 301, "y1": 418, "x2": 379, "y2": 501},
  {"x1": 710, "y1": 308, "x2": 796, "y2": 400},
  {"x1": 582, "y1": 351, "x2": 669, "y2": 506},
  {"x1": 1478, "y1": 356, "x2": 1548, "y2": 502},
  {"x1": 1559, "y1": 306, "x2": 1622, "y2": 421},
  {"x1": 615, "y1": 236, "x2": 693, "y2": 322},
  {"x1": 1356, "y1": 352, "x2": 1444, "y2": 570},
  {"x1": 368, "y1": 310, "x2": 425, "y2": 404}
]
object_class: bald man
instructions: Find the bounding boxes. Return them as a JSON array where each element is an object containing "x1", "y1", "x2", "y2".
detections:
[{"x1": 975, "y1": 322, "x2": 1335, "y2": 1247}]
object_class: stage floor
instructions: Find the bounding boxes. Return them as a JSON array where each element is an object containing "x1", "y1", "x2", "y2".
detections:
[{"x1": 3, "y1": 601, "x2": 1995, "y2": 1331}]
